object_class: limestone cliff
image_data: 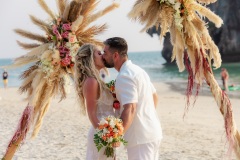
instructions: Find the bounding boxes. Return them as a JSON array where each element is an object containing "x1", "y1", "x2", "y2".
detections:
[{"x1": 147, "y1": 2, "x2": 240, "y2": 63}]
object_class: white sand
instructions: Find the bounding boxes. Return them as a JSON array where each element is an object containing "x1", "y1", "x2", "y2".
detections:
[{"x1": 0, "y1": 82, "x2": 240, "y2": 160}]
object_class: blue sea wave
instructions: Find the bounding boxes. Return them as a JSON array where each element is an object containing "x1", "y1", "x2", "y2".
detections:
[{"x1": 0, "y1": 51, "x2": 240, "y2": 88}]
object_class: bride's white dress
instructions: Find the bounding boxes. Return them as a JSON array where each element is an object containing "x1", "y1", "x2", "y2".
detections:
[{"x1": 86, "y1": 89, "x2": 118, "y2": 160}]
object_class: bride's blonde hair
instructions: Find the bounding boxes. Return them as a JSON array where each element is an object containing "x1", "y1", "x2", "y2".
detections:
[{"x1": 74, "y1": 43, "x2": 108, "y2": 114}]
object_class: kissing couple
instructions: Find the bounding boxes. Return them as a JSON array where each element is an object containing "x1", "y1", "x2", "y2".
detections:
[{"x1": 74, "y1": 37, "x2": 162, "y2": 160}]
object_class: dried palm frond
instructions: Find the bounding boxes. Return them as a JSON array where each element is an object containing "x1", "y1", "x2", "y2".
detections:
[
  {"x1": 32, "y1": 101, "x2": 51, "y2": 138},
  {"x1": 139, "y1": 1, "x2": 161, "y2": 32},
  {"x1": 29, "y1": 15, "x2": 52, "y2": 34},
  {"x1": 16, "y1": 41, "x2": 40, "y2": 50},
  {"x1": 158, "y1": 4, "x2": 174, "y2": 39},
  {"x1": 128, "y1": 0, "x2": 153, "y2": 19},
  {"x1": 38, "y1": 0, "x2": 56, "y2": 19},
  {"x1": 58, "y1": 77, "x2": 67, "y2": 101},
  {"x1": 68, "y1": 1, "x2": 82, "y2": 22},
  {"x1": 19, "y1": 80, "x2": 33, "y2": 94},
  {"x1": 87, "y1": 2, "x2": 119, "y2": 24},
  {"x1": 56, "y1": 0, "x2": 66, "y2": 16},
  {"x1": 80, "y1": 0, "x2": 98, "y2": 16},
  {"x1": 77, "y1": 24, "x2": 107, "y2": 38},
  {"x1": 9, "y1": 56, "x2": 39, "y2": 68},
  {"x1": 191, "y1": 16, "x2": 205, "y2": 33},
  {"x1": 3, "y1": 1, "x2": 118, "y2": 159},
  {"x1": 23, "y1": 43, "x2": 50, "y2": 57},
  {"x1": 29, "y1": 72, "x2": 47, "y2": 106},
  {"x1": 32, "y1": 83, "x2": 55, "y2": 138},
  {"x1": 62, "y1": 1, "x2": 71, "y2": 22},
  {"x1": 19, "y1": 64, "x2": 39, "y2": 80},
  {"x1": 196, "y1": 0, "x2": 217, "y2": 4},
  {"x1": 192, "y1": 2, "x2": 223, "y2": 28},
  {"x1": 14, "y1": 29, "x2": 48, "y2": 43}
]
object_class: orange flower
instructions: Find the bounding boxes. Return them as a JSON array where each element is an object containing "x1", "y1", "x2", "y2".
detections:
[
  {"x1": 108, "y1": 127, "x2": 113, "y2": 131},
  {"x1": 104, "y1": 123, "x2": 109, "y2": 128},
  {"x1": 102, "y1": 136, "x2": 107, "y2": 141},
  {"x1": 98, "y1": 125, "x2": 104, "y2": 130},
  {"x1": 113, "y1": 133, "x2": 118, "y2": 138}
]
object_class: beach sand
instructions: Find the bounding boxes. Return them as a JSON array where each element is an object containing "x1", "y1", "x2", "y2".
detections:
[{"x1": 0, "y1": 81, "x2": 240, "y2": 160}]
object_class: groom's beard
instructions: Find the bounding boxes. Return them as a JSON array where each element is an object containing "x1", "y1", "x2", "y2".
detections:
[{"x1": 103, "y1": 59, "x2": 114, "y2": 68}]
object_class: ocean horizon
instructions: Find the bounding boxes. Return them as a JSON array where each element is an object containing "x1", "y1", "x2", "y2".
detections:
[{"x1": 0, "y1": 51, "x2": 240, "y2": 88}]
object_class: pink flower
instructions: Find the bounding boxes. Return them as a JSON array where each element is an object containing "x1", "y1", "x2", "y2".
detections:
[
  {"x1": 62, "y1": 23, "x2": 71, "y2": 31},
  {"x1": 59, "y1": 46, "x2": 69, "y2": 53},
  {"x1": 52, "y1": 25, "x2": 59, "y2": 35},
  {"x1": 69, "y1": 36, "x2": 75, "y2": 43},
  {"x1": 62, "y1": 31, "x2": 69, "y2": 39},
  {"x1": 61, "y1": 57, "x2": 71, "y2": 66},
  {"x1": 52, "y1": 25, "x2": 62, "y2": 40}
]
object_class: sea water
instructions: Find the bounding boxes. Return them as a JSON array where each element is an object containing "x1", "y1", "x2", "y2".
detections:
[{"x1": 0, "y1": 51, "x2": 240, "y2": 88}]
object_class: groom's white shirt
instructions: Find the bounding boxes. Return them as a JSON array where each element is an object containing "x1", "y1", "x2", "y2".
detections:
[{"x1": 115, "y1": 60, "x2": 162, "y2": 148}]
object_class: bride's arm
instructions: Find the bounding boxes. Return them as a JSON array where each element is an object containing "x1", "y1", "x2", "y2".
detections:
[{"x1": 83, "y1": 77, "x2": 99, "y2": 128}]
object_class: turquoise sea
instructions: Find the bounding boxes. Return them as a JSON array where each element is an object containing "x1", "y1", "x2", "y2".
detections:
[{"x1": 0, "y1": 51, "x2": 240, "y2": 88}]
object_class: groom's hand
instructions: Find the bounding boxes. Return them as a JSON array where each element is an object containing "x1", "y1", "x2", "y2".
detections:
[{"x1": 120, "y1": 103, "x2": 137, "y2": 133}]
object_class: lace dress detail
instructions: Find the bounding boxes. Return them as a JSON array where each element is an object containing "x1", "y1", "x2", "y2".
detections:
[{"x1": 86, "y1": 89, "x2": 117, "y2": 160}]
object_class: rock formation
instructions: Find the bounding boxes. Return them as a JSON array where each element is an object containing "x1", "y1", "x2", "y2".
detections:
[{"x1": 147, "y1": 1, "x2": 240, "y2": 63}]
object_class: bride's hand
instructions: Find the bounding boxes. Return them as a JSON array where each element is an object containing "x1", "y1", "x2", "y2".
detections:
[{"x1": 112, "y1": 142, "x2": 121, "y2": 148}]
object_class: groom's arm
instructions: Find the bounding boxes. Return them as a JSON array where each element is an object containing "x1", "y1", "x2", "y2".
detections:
[
  {"x1": 153, "y1": 93, "x2": 158, "y2": 108},
  {"x1": 120, "y1": 103, "x2": 137, "y2": 133}
]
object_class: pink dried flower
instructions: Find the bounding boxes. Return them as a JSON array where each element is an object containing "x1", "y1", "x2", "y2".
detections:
[
  {"x1": 61, "y1": 57, "x2": 71, "y2": 66},
  {"x1": 59, "y1": 46, "x2": 69, "y2": 53},
  {"x1": 69, "y1": 36, "x2": 75, "y2": 43},
  {"x1": 62, "y1": 31, "x2": 69, "y2": 39},
  {"x1": 62, "y1": 23, "x2": 71, "y2": 31}
]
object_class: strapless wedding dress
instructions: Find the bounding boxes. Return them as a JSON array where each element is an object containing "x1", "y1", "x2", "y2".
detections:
[{"x1": 86, "y1": 89, "x2": 118, "y2": 160}]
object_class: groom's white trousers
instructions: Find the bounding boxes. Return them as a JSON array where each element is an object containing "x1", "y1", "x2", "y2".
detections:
[{"x1": 127, "y1": 140, "x2": 161, "y2": 160}]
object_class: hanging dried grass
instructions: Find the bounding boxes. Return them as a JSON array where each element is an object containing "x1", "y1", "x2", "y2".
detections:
[
  {"x1": 3, "y1": 0, "x2": 118, "y2": 159},
  {"x1": 16, "y1": 41, "x2": 40, "y2": 50},
  {"x1": 12, "y1": 56, "x2": 39, "y2": 68},
  {"x1": 87, "y1": 2, "x2": 119, "y2": 24},
  {"x1": 77, "y1": 24, "x2": 107, "y2": 39},
  {"x1": 68, "y1": 1, "x2": 82, "y2": 22},
  {"x1": 192, "y1": 1, "x2": 223, "y2": 28},
  {"x1": 19, "y1": 64, "x2": 39, "y2": 80},
  {"x1": 128, "y1": 0, "x2": 153, "y2": 19},
  {"x1": 80, "y1": 0, "x2": 98, "y2": 16},
  {"x1": 56, "y1": 0, "x2": 66, "y2": 16},
  {"x1": 38, "y1": 0, "x2": 56, "y2": 19},
  {"x1": 196, "y1": 0, "x2": 217, "y2": 5},
  {"x1": 29, "y1": 15, "x2": 52, "y2": 34},
  {"x1": 14, "y1": 29, "x2": 48, "y2": 43},
  {"x1": 32, "y1": 83, "x2": 54, "y2": 138},
  {"x1": 62, "y1": 1, "x2": 71, "y2": 22},
  {"x1": 139, "y1": 1, "x2": 161, "y2": 32},
  {"x1": 158, "y1": 4, "x2": 174, "y2": 39}
]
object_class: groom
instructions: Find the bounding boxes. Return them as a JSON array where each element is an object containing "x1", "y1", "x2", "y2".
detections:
[{"x1": 102, "y1": 37, "x2": 162, "y2": 160}]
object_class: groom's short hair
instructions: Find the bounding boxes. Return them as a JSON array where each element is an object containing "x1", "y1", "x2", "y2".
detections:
[{"x1": 104, "y1": 37, "x2": 128, "y2": 56}]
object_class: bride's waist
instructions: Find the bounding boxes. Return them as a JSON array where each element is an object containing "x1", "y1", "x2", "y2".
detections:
[{"x1": 97, "y1": 111, "x2": 115, "y2": 118}]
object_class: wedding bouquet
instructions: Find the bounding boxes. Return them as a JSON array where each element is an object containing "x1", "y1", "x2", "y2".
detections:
[{"x1": 94, "y1": 115, "x2": 127, "y2": 158}]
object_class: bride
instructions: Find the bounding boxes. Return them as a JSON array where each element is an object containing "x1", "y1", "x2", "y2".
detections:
[{"x1": 74, "y1": 44, "x2": 119, "y2": 159}]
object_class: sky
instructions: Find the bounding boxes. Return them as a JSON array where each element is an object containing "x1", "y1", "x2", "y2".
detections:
[{"x1": 0, "y1": 0, "x2": 163, "y2": 59}]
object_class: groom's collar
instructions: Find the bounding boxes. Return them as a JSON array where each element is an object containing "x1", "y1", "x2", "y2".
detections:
[{"x1": 119, "y1": 60, "x2": 132, "y2": 73}]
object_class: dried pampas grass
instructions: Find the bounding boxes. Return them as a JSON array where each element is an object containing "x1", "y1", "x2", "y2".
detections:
[
  {"x1": 3, "y1": 0, "x2": 119, "y2": 159},
  {"x1": 14, "y1": 29, "x2": 48, "y2": 43}
]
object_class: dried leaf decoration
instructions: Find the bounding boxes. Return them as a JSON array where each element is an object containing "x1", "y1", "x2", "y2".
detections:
[
  {"x1": 128, "y1": 0, "x2": 240, "y2": 159},
  {"x1": 2, "y1": 1, "x2": 119, "y2": 159}
]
